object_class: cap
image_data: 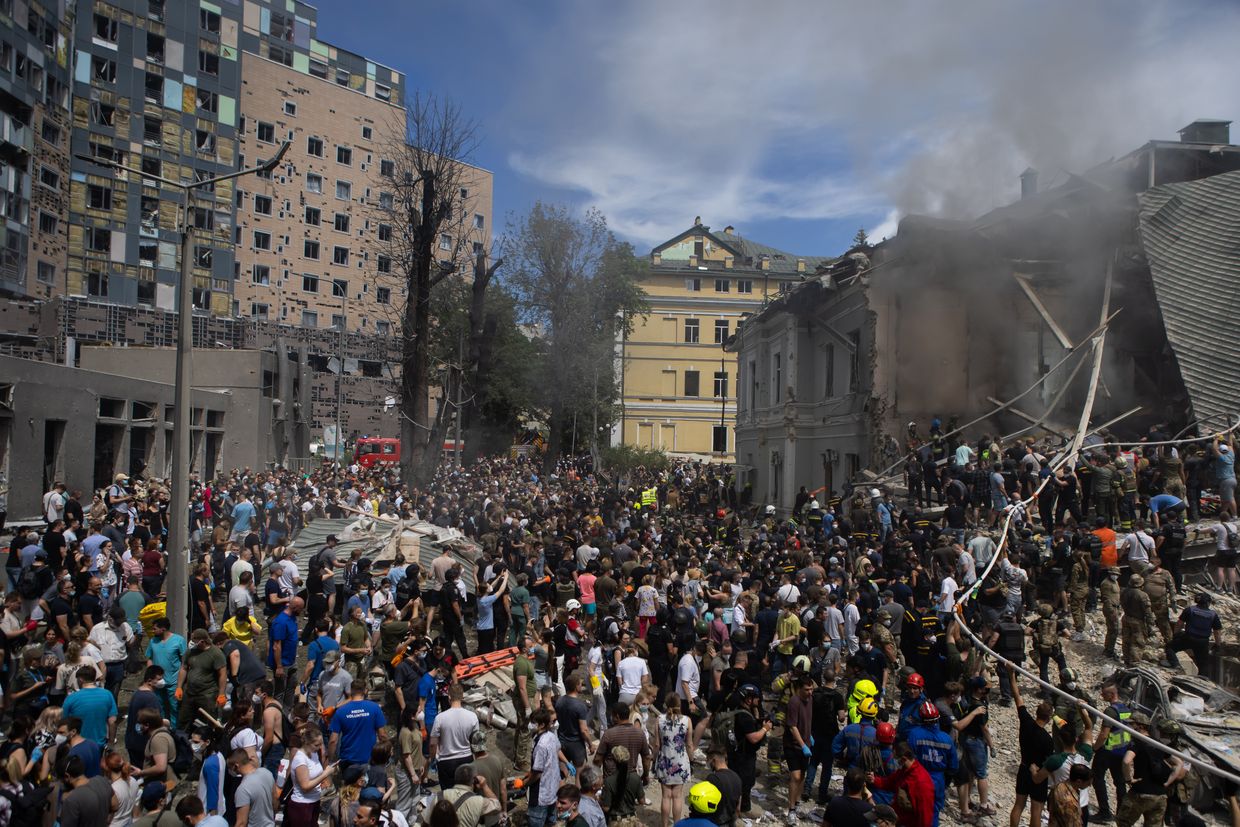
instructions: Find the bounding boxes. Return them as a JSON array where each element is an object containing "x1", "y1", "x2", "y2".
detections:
[
  {"x1": 140, "y1": 782, "x2": 167, "y2": 809},
  {"x1": 469, "y1": 729, "x2": 487, "y2": 750},
  {"x1": 342, "y1": 764, "x2": 367, "y2": 785},
  {"x1": 967, "y1": 676, "x2": 989, "y2": 691},
  {"x1": 322, "y1": 650, "x2": 341, "y2": 664},
  {"x1": 359, "y1": 787, "x2": 384, "y2": 803},
  {"x1": 870, "y1": 488, "x2": 881, "y2": 498},
  {"x1": 880, "y1": 589, "x2": 894, "y2": 598},
  {"x1": 868, "y1": 805, "x2": 899, "y2": 823},
  {"x1": 1129, "y1": 711, "x2": 1151, "y2": 727},
  {"x1": 190, "y1": 629, "x2": 210, "y2": 643},
  {"x1": 114, "y1": 473, "x2": 130, "y2": 482},
  {"x1": 34, "y1": 549, "x2": 47, "y2": 561},
  {"x1": 325, "y1": 534, "x2": 339, "y2": 543},
  {"x1": 1221, "y1": 444, "x2": 1231, "y2": 453}
]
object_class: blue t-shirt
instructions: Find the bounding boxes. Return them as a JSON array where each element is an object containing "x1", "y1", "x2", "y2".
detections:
[
  {"x1": 64, "y1": 687, "x2": 119, "y2": 746},
  {"x1": 328, "y1": 699, "x2": 386, "y2": 763},
  {"x1": 306, "y1": 636, "x2": 341, "y2": 683},
  {"x1": 268, "y1": 611, "x2": 300, "y2": 668},
  {"x1": 674, "y1": 819, "x2": 719, "y2": 827},
  {"x1": 417, "y1": 672, "x2": 439, "y2": 721},
  {"x1": 476, "y1": 593, "x2": 498, "y2": 631},
  {"x1": 231, "y1": 501, "x2": 257, "y2": 532},
  {"x1": 1149, "y1": 493, "x2": 1185, "y2": 513},
  {"x1": 1216, "y1": 450, "x2": 1236, "y2": 482},
  {"x1": 145, "y1": 634, "x2": 187, "y2": 688},
  {"x1": 67, "y1": 739, "x2": 102, "y2": 778}
]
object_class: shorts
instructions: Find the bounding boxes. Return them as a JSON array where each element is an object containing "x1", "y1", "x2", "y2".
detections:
[
  {"x1": 584, "y1": 602, "x2": 597, "y2": 616},
  {"x1": 785, "y1": 747, "x2": 809, "y2": 773},
  {"x1": 1222, "y1": 477, "x2": 1237, "y2": 504},
  {"x1": 1214, "y1": 549, "x2": 1237, "y2": 569},
  {"x1": 1015, "y1": 765, "x2": 1049, "y2": 802},
  {"x1": 991, "y1": 493, "x2": 1008, "y2": 511},
  {"x1": 962, "y1": 737, "x2": 989, "y2": 780}
]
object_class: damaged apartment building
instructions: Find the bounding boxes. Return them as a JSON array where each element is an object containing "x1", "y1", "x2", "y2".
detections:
[{"x1": 731, "y1": 120, "x2": 1240, "y2": 512}]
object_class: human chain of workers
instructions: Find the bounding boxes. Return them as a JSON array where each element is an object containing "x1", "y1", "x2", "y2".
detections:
[{"x1": 0, "y1": 422, "x2": 1236, "y2": 827}]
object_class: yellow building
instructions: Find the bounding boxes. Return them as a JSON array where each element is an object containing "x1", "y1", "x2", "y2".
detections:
[{"x1": 618, "y1": 220, "x2": 829, "y2": 459}]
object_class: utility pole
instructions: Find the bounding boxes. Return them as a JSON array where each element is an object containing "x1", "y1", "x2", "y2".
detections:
[
  {"x1": 454, "y1": 328, "x2": 463, "y2": 467},
  {"x1": 77, "y1": 141, "x2": 290, "y2": 639},
  {"x1": 335, "y1": 287, "x2": 346, "y2": 463},
  {"x1": 720, "y1": 351, "x2": 727, "y2": 454}
]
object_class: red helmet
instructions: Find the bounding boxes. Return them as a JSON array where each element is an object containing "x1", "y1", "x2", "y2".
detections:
[
  {"x1": 905, "y1": 673, "x2": 925, "y2": 692},
  {"x1": 876, "y1": 722, "x2": 896, "y2": 745},
  {"x1": 919, "y1": 700, "x2": 940, "y2": 723}
]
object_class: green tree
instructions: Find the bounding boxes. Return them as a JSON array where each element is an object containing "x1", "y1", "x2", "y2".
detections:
[
  {"x1": 505, "y1": 203, "x2": 647, "y2": 472},
  {"x1": 853, "y1": 227, "x2": 870, "y2": 248}
]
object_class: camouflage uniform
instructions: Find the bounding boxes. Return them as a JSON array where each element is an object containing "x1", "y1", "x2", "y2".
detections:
[
  {"x1": 1142, "y1": 567, "x2": 1175, "y2": 644},
  {"x1": 1092, "y1": 461, "x2": 1115, "y2": 524},
  {"x1": 1100, "y1": 568, "x2": 1122, "y2": 657},
  {"x1": 1068, "y1": 551, "x2": 1091, "y2": 633},
  {"x1": 1120, "y1": 575, "x2": 1156, "y2": 666}
]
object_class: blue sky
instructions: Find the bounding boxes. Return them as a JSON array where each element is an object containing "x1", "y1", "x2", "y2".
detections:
[{"x1": 316, "y1": 0, "x2": 1240, "y2": 257}]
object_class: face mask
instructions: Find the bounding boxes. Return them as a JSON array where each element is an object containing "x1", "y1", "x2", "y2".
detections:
[
  {"x1": 152, "y1": 679, "x2": 166, "y2": 689},
  {"x1": 1065, "y1": 682, "x2": 1077, "y2": 691},
  {"x1": 191, "y1": 742, "x2": 204, "y2": 755},
  {"x1": 54, "y1": 734, "x2": 67, "y2": 746},
  {"x1": 639, "y1": 704, "x2": 650, "y2": 713},
  {"x1": 252, "y1": 693, "x2": 262, "y2": 705},
  {"x1": 556, "y1": 811, "x2": 572, "y2": 822},
  {"x1": 359, "y1": 590, "x2": 369, "y2": 597}
]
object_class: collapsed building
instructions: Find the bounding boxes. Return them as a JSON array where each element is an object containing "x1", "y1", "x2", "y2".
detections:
[{"x1": 730, "y1": 120, "x2": 1240, "y2": 510}]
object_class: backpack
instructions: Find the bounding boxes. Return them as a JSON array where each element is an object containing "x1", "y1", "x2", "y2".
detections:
[
  {"x1": 1033, "y1": 617, "x2": 1058, "y2": 655},
  {"x1": 1228, "y1": 526, "x2": 1240, "y2": 552},
  {"x1": 394, "y1": 575, "x2": 417, "y2": 610},
  {"x1": 168, "y1": 727, "x2": 195, "y2": 778},
  {"x1": 711, "y1": 708, "x2": 742, "y2": 753},
  {"x1": 16, "y1": 568, "x2": 40, "y2": 600},
  {"x1": 0, "y1": 779, "x2": 53, "y2": 825},
  {"x1": 265, "y1": 701, "x2": 296, "y2": 746}
]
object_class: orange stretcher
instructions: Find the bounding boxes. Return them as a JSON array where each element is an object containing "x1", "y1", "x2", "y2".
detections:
[{"x1": 454, "y1": 647, "x2": 519, "y2": 680}]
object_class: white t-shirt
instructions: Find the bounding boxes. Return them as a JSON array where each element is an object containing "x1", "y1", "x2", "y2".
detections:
[
  {"x1": 110, "y1": 776, "x2": 140, "y2": 827},
  {"x1": 676, "y1": 653, "x2": 700, "y2": 702},
  {"x1": 826, "y1": 607, "x2": 845, "y2": 642},
  {"x1": 776, "y1": 583, "x2": 800, "y2": 604},
  {"x1": 230, "y1": 727, "x2": 264, "y2": 764},
  {"x1": 278, "y1": 560, "x2": 299, "y2": 593},
  {"x1": 730, "y1": 601, "x2": 747, "y2": 634},
  {"x1": 430, "y1": 706, "x2": 479, "y2": 761},
  {"x1": 938, "y1": 576, "x2": 958, "y2": 614},
  {"x1": 1126, "y1": 532, "x2": 1153, "y2": 566},
  {"x1": 289, "y1": 750, "x2": 324, "y2": 803},
  {"x1": 616, "y1": 656, "x2": 649, "y2": 697}
]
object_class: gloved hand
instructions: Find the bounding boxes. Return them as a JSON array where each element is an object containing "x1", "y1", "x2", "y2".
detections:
[
  {"x1": 809, "y1": 736, "x2": 815, "y2": 748},
  {"x1": 175, "y1": 687, "x2": 184, "y2": 701},
  {"x1": 23, "y1": 620, "x2": 37, "y2": 632},
  {"x1": 216, "y1": 694, "x2": 227, "y2": 707},
  {"x1": 567, "y1": 762, "x2": 576, "y2": 778},
  {"x1": 802, "y1": 744, "x2": 812, "y2": 757},
  {"x1": 30, "y1": 748, "x2": 42, "y2": 763}
]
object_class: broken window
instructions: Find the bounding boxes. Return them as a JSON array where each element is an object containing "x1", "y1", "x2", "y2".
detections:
[
  {"x1": 309, "y1": 59, "x2": 328, "y2": 79},
  {"x1": 194, "y1": 246, "x2": 213, "y2": 268},
  {"x1": 378, "y1": 192, "x2": 393, "y2": 210},
  {"x1": 251, "y1": 303, "x2": 269, "y2": 320},
  {"x1": 138, "y1": 241, "x2": 157, "y2": 264},
  {"x1": 86, "y1": 227, "x2": 110, "y2": 252},
  {"x1": 335, "y1": 68, "x2": 350, "y2": 86},
  {"x1": 92, "y1": 102, "x2": 115, "y2": 126},
  {"x1": 93, "y1": 13, "x2": 118, "y2": 42},
  {"x1": 198, "y1": 50, "x2": 218, "y2": 76},
  {"x1": 378, "y1": 224, "x2": 391, "y2": 242},
  {"x1": 91, "y1": 56, "x2": 117, "y2": 83},
  {"x1": 87, "y1": 269, "x2": 109, "y2": 297},
  {"x1": 848, "y1": 331, "x2": 861, "y2": 393},
  {"x1": 824, "y1": 344, "x2": 835, "y2": 398},
  {"x1": 253, "y1": 265, "x2": 270, "y2": 285},
  {"x1": 144, "y1": 73, "x2": 163, "y2": 104},
  {"x1": 195, "y1": 130, "x2": 215, "y2": 153},
  {"x1": 141, "y1": 156, "x2": 161, "y2": 183},
  {"x1": 375, "y1": 84, "x2": 391, "y2": 102},
  {"x1": 270, "y1": 12, "x2": 295, "y2": 42},
  {"x1": 87, "y1": 185, "x2": 112, "y2": 210},
  {"x1": 200, "y1": 8, "x2": 221, "y2": 33},
  {"x1": 144, "y1": 116, "x2": 162, "y2": 146},
  {"x1": 196, "y1": 89, "x2": 218, "y2": 114},
  {"x1": 192, "y1": 288, "x2": 209, "y2": 309},
  {"x1": 268, "y1": 45, "x2": 293, "y2": 67},
  {"x1": 376, "y1": 286, "x2": 391, "y2": 304},
  {"x1": 147, "y1": 33, "x2": 165, "y2": 64},
  {"x1": 140, "y1": 197, "x2": 159, "y2": 233},
  {"x1": 38, "y1": 166, "x2": 59, "y2": 189},
  {"x1": 376, "y1": 321, "x2": 390, "y2": 336}
]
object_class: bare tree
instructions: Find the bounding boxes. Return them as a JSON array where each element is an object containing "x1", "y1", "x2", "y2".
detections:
[{"x1": 374, "y1": 92, "x2": 484, "y2": 488}]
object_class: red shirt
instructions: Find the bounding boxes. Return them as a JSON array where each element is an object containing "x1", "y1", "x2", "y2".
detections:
[{"x1": 872, "y1": 760, "x2": 935, "y2": 827}]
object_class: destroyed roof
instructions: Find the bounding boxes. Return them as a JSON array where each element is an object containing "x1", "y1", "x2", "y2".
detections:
[
  {"x1": 650, "y1": 223, "x2": 834, "y2": 274},
  {"x1": 1138, "y1": 169, "x2": 1240, "y2": 423}
]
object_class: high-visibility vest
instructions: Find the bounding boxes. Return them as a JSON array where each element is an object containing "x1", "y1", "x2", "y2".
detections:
[
  {"x1": 1105, "y1": 704, "x2": 1132, "y2": 752},
  {"x1": 641, "y1": 488, "x2": 657, "y2": 507}
]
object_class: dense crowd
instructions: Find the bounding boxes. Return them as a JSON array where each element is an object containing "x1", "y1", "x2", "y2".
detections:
[{"x1": 0, "y1": 421, "x2": 1236, "y2": 827}]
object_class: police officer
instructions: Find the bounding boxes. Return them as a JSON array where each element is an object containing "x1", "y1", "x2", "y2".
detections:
[
  {"x1": 906, "y1": 701, "x2": 957, "y2": 827},
  {"x1": 1165, "y1": 593, "x2": 1222, "y2": 673},
  {"x1": 1120, "y1": 573, "x2": 1156, "y2": 667},
  {"x1": 1090, "y1": 682, "x2": 1132, "y2": 822},
  {"x1": 1142, "y1": 556, "x2": 1175, "y2": 645},
  {"x1": 1155, "y1": 511, "x2": 1187, "y2": 594},
  {"x1": 1100, "y1": 567, "x2": 1122, "y2": 660}
]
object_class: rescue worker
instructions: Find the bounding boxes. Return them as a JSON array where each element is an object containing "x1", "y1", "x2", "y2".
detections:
[
  {"x1": 1067, "y1": 543, "x2": 1092, "y2": 640},
  {"x1": 1091, "y1": 456, "x2": 1116, "y2": 525},
  {"x1": 1029, "y1": 603, "x2": 1068, "y2": 685},
  {"x1": 906, "y1": 700, "x2": 957, "y2": 827},
  {"x1": 1115, "y1": 456, "x2": 1138, "y2": 531},
  {"x1": 1100, "y1": 567, "x2": 1122, "y2": 660},
  {"x1": 1155, "y1": 510, "x2": 1188, "y2": 594},
  {"x1": 769, "y1": 655, "x2": 811, "y2": 775},
  {"x1": 1115, "y1": 712, "x2": 1184, "y2": 827},
  {"x1": 847, "y1": 678, "x2": 879, "y2": 725},
  {"x1": 1120, "y1": 573, "x2": 1156, "y2": 667},
  {"x1": 869, "y1": 722, "x2": 900, "y2": 806},
  {"x1": 1141, "y1": 556, "x2": 1175, "y2": 645},
  {"x1": 896, "y1": 672, "x2": 930, "y2": 741},
  {"x1": 1090, "y1": 682, "x2": 1132, "y2": 823},
  {"x1": 1165, "y1": 593, "x2": 1223, "y2": 673},
  {"x1": 832, "y1": 696, "x2": 880, "y2": 771}
]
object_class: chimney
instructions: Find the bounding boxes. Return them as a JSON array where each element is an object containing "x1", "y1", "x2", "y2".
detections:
[
  {"x1": 723, "y1": 225, "x2": 734, "y2": 235},
  {"x1": 1178, "y1": 119, "x2": 1232, "y2": 145},
  {"x1": 1020, "y1": 167, "x2": 1038, "y2": 199},
  {"x1": 796, "y1": 258, "x2": 806, "y2": 273}
]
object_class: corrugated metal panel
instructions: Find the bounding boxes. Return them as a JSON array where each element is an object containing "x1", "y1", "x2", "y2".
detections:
[{"x1": 1138, "y1": 170, "x2": 1240, "y2": 422}]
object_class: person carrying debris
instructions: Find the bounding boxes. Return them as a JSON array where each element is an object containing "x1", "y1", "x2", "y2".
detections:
[{"x1": 1119, "y1": 574, "x2": 1156, "y2": 667}]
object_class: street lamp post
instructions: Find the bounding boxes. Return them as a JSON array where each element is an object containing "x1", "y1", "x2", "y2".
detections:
[{"x1": 77, "y1": 141, "x2": 290, "y2": 638}]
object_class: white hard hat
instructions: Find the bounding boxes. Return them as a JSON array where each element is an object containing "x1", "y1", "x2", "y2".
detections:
[
  {"x1": 810, "y1": 500, "x2": 820, "y2": 509},
  {"x1": 870, "y1": 488, "x2": 881, "y2": 498},
  {"x1": 566, "y1": 599, "x2": 582, "y2": 611},
  {"x1": 765, "y1": 504, "x2": 776, "y2": 514}
]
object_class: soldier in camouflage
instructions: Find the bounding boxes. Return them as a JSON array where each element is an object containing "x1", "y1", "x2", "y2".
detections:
[
  {"x1": 1120, "y1": 573, "x2": 1156, "y2": 667},
  {"x1": 1100, "y1": 566, "x2": 1122, "y2": 659},
  {"x1": 1141, "y1": 556, "x2": 1175, "y2": 645}
]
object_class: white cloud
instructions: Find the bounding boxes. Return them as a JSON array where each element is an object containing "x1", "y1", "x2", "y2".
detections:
[{"x1": 501, "y1": 0, "x2": 1240, "y2": 249}]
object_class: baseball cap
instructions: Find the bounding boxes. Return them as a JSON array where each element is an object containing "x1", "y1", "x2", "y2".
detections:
[
  {"x1": 359, "y1": 787, "x2": 384, "y2": 804},
  {"x1": 469, "y1": 729, "x2": 487, "y2": 750},
  {"x1": 190, "y1": 629, "x2": 210, "y2": 643},
  {"x1": 322, "y1": 650, "x2": 341, "y2": 664},
  {"x1": 967, "y1": 676, "x2": 989, "y2": 691},
  {"x1": 140, "y1": 782, "x2": 167, "y2": 809},
  {"x1": 868, "y1": 805, "x2": 899, "y2": 823}
]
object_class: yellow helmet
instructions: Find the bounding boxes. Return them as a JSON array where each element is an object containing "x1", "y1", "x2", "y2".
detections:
[
  {"x1": 858, "y1": 697, "x2": 879, "y2": 718},
  {"x1": 853, "y1": 679, "x2": 878, "y2": 698},
  {"x1": 688, "y1": 781, "x2": 722, "y2": 814}
]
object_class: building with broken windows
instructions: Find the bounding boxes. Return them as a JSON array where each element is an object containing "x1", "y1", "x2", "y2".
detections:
[{"x1": 731, "y1": 120, "x2": 1240, "y2": 512}]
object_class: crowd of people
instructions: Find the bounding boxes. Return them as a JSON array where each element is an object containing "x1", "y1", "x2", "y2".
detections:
[{"x1": 0, "y1": 421, "x2": 1234, "y2": 827}]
